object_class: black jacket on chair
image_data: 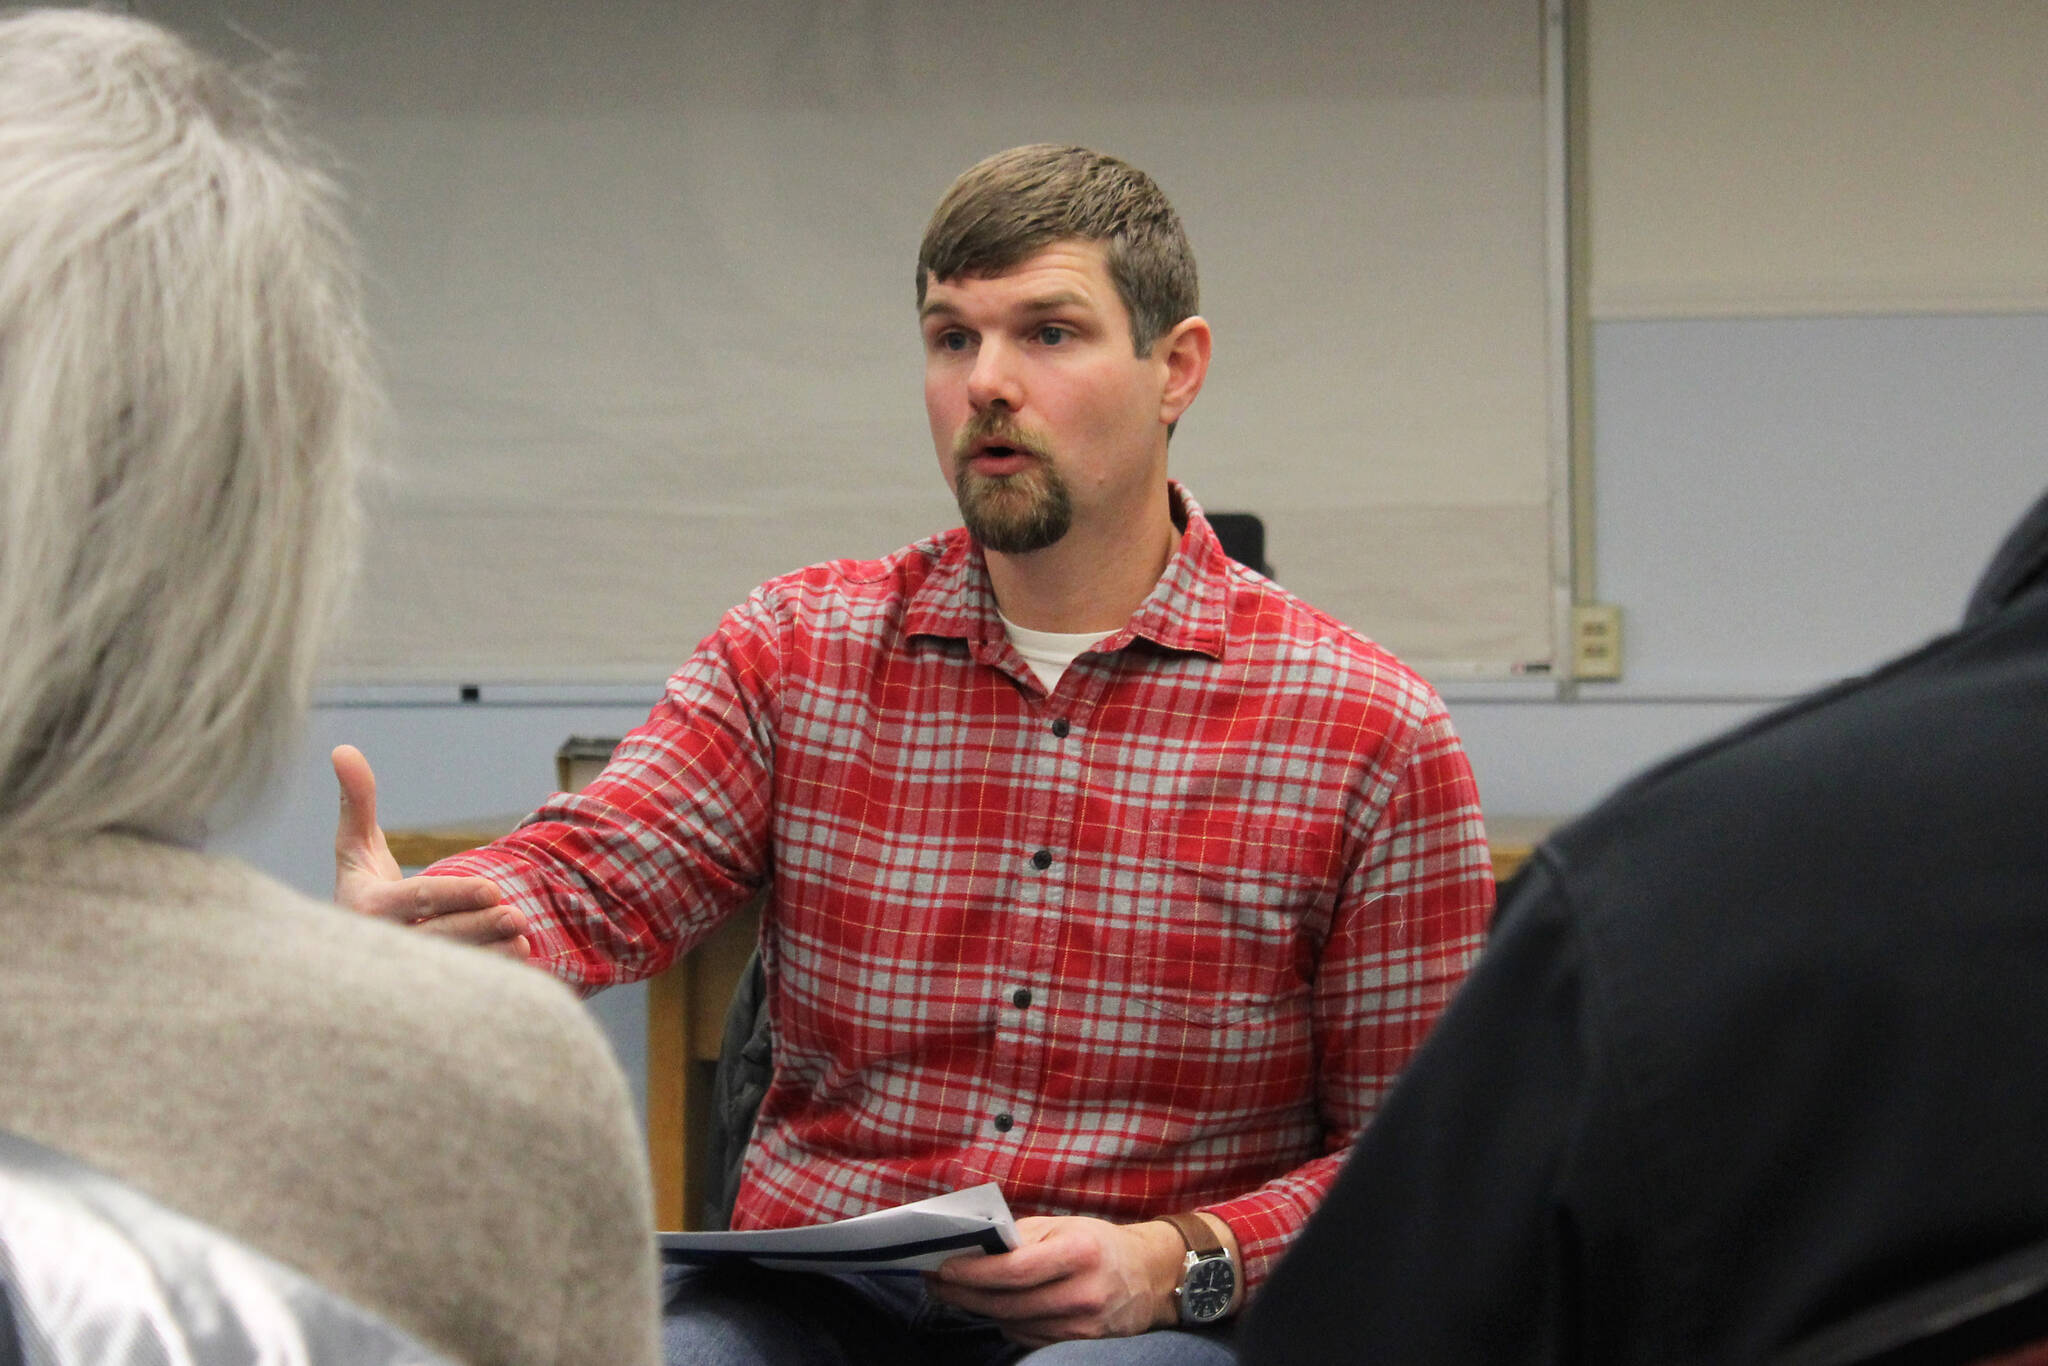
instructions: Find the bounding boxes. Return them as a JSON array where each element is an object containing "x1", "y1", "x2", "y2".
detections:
[{"x1": 1241, "y1": 484, "x2": 2048, "y2": 1364}]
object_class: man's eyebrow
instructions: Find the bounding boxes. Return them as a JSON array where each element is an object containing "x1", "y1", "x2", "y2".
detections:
[
  {"x1": 1018, "y1": 291, "x2": 1089, "y2": 314},
  {"x1": 917, "y1": 290, "x2": 1094, "y2": 323}
]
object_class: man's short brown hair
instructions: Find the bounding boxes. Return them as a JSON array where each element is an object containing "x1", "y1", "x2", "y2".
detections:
[{"x1": 916, "y1": 144, "x2": 1198, "y2": 356}]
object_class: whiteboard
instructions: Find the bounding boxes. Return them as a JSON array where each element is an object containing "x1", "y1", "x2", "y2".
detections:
[{"x1": 143, "y1": 0, "x2": 1560, "y2": 683}]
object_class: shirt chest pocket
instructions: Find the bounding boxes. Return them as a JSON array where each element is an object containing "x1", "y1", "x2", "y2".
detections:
[
  {"x1": 1119, "y1": 858, "x2": 1322, "y2": 1027},
  {"x1": 1107, "y1": 751, "x2": 1347, "y2": 1024}
]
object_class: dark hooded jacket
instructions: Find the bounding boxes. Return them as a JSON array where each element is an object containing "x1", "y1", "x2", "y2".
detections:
[{"x1": 1242, "y1": 485, "x2": 2048, "y2": 1364}]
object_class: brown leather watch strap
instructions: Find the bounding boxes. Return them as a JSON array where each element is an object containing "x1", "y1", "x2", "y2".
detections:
[{"x1": 1157, "y1": 1211, "x2": 1225, "y2": 1258}]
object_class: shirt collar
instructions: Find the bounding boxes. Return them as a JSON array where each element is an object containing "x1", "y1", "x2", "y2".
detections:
[{"x1": 903, "y1": 480, "x2": 1232, "y2": 661}]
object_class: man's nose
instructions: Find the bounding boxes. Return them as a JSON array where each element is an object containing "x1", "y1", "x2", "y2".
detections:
[{"x1": 966, "y1": 339, "x2": 1024, "y2": 412}]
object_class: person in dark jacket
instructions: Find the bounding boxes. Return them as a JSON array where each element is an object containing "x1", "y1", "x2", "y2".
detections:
[{"x1": 1239, "y1": 484, "x2": 2048, "y2": 1364}]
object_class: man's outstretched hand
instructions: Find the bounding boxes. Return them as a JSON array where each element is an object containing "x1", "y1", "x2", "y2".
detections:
[{"x1": 331, "y1": 744, "x2": 531, "y2": 960}]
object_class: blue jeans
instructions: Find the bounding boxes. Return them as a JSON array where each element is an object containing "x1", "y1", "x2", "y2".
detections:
[{"x1": 661, "y1": 1262, "x2": 1238, "y2": 1366}]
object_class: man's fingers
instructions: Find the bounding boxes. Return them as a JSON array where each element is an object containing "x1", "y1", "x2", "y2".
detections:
[
  {"x1": 407, "y1": 902, "x2": 530, "y2": 950},
  {"x1": 348, "y1": 874, "x2": 508, "y2": 928},
  {"x1": 936, "y1": 1221, "x2": 1063, "y2": 1289},
  {"x1": 331, "y1": 744, "x2": 383, "y2": 855},
  {"x1": 937, "y1": 1253, "x2": 1058, "y2": 1291},
  {"x1": 403, "y1": 875, "x2": 511, "y2": 921},
  {"x1": 482, "y1": 934, "x2": 533, "y2": 963}
]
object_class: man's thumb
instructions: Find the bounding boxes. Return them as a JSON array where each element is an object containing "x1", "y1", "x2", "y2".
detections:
[{"x1": 331, "y1": 744, "x2": 381, "y2": 851}]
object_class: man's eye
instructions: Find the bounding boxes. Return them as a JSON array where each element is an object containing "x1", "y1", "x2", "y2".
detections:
[
  {"x1": 936, "y1": 330, "x2": 970, "y2": 352},
  {"x1": 1036, "y1": 325, "x2": 1069, "y2": 345}
]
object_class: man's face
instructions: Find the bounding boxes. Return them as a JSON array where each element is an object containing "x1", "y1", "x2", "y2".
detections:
[{"x1": 920, "y1": 239, "x2": 1172, "y2": 555}]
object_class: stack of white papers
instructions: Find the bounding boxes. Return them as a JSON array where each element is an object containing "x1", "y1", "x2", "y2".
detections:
[{"x1": 660, "y1": 1183, "x2": 1020, "y2": 1274}]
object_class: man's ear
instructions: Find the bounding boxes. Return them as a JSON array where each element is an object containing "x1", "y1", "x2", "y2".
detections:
[{"x1": 1157, "y1": 316, "x2": 1212, "y2": 428}]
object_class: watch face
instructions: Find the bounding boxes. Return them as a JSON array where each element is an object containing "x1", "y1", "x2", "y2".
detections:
[{"x1": 1181, "y1": 1254, "x2": 1235, "y2": 1323}]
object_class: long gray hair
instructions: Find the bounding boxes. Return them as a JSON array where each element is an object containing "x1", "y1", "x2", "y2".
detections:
[{"x1": 0, "y1": 8, "x2": 376, "y2": 842}]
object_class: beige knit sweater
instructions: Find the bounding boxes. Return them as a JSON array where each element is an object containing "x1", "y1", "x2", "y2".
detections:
[{"x1": 0, "y1": 834, "x2": 659, "y2": 1366}]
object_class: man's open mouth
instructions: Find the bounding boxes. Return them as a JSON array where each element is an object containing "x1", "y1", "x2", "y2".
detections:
[{"x1": 960, "y1": 428, "x2": 1040, "y2": 472}]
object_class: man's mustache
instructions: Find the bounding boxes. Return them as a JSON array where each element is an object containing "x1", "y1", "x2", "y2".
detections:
[{"x1": 952, "y1": 412, "x2": 1047, "y2": 465}]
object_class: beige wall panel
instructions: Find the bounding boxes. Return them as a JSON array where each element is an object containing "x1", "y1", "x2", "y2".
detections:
[{"x1": 1589, "y1": 0, "x2": 2048, "y2": 319}]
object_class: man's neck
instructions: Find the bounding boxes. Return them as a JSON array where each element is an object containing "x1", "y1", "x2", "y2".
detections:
[{"x1": 984, "y1": 492, "x2": 1181, "y2": 634}]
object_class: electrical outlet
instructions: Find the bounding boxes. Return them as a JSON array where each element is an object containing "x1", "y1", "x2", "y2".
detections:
[{"x1": 1571, "y1": 603, "x2": 1623, "y2": 680}]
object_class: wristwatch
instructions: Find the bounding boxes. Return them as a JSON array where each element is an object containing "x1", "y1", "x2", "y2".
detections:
[{"x1": 1157, "y1": 1212, "x2": 1236, "y2": 1326}]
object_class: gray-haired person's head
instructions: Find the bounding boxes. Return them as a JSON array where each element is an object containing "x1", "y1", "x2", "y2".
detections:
[{"x1": 0, "y1": 8, "x2": 375, "y2": 843}]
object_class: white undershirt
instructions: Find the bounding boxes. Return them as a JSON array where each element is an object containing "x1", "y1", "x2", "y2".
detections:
[{"x1": 999, "y1": 613, "x2": 1113, "y2": 692}]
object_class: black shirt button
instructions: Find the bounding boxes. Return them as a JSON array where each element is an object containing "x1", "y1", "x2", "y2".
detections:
[
  {"x1": 1051, "y1": 717, "x2": 1070, "y2": 738},
  {"x1": 1011, "y1": 987, "x2": 1032, "y2": 1009},
  {"x1": 1031, "y1": 848, "x2": 1052, "y2": 870},
  {"x1": 993, "y1": 1113, "x2": 1014, "y2": 1132}
]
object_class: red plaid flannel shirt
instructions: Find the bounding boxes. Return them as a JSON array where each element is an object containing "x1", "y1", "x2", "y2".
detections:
[{"x1": 434, "y1": 485, "x2": 1492, "y2": 1290}]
